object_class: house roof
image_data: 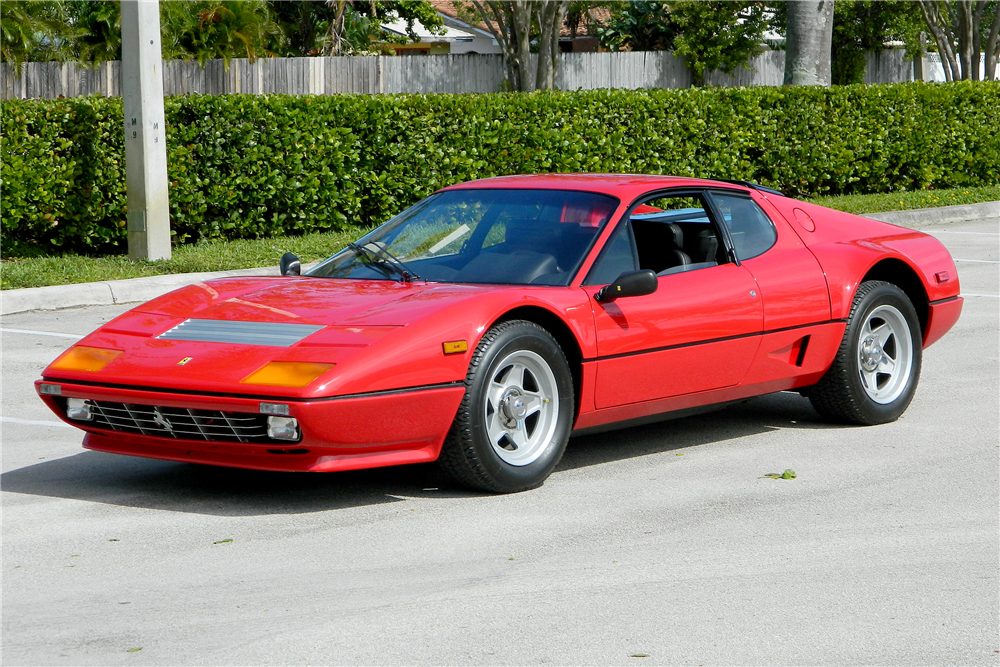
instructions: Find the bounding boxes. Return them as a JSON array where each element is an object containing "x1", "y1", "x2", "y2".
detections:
[{"x1": 381, "y1": 17, "x2": 476, "y2": 42}]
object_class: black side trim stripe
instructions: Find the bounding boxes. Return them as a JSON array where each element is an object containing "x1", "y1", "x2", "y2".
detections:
[
  {"x1": 39, "y1": 378, "x2": 466, "y2": 403},
  {"x1": 582, "y1": 319, "x2": 847, "y2": 363},
  {"x1": 929, "y1": 295, "x2": 961, "y2": 306}
]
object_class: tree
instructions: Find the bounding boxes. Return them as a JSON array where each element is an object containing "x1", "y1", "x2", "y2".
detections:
[
  {"x1": 323, "y1": 0, "x2": 371, "y2": 55},
  {"x1": 462, "y1": 1, "x2": 570, "y2": 92},
  {"x1": 268, "y1": 0, "x2": 328, "y2": 56},
  {"x1": 598, "y1": 1, "x2": 771, "y2": 86},
  {"x1": 159, "y1": 0, "x2": 281, "y2": 66},
  {"x1": 66, "y1": 0, "x2": 122, "y2": 65},
  {"x1": 670, "y1": 1, "x2": 771, "y2": 85},
  {"x1": 323, "y1": 1, "x2": 445, "y2": 56},
  {"x1": 784, "y1": 0, "x2": 835, "y2": 86},
  {"x1": 829, "y1": 2, "x2": 924, "y2": 85},
  {"x1": 1, "y1": 0, "x2": 75, "y2": 73},
  {"x1": 564, "y1": 1, "x2": 609, "y2": 40},
  {"x1": 598, "y1": 1, "x2": 678, "y2": 52},
  {"x1": 918, "y1": 0, "x2": 1000, "y2": 81}
]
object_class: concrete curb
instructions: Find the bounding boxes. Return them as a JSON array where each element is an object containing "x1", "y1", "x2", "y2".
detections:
[
  {"x1": 863, "y1": 200, "x2": 998, "y2": 226},
  {"x1": 2, "y1": 267, "x2": 276, "y2": 316},
  {"x1": 3, "y1": 201, "x2": 998, "y2": 317}
]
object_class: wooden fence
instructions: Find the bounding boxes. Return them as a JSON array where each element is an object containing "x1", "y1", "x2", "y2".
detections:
[{"x1": 1, "y1": 49, "x2": 916, "y2": 100}]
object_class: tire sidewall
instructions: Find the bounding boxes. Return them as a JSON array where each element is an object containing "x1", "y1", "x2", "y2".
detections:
[
  {"x1": 467, "y1": 323, "x2": 574, "y2": 491},
  {"x1": 844, "y1": 283, "x2": 923, "y2": 423}
]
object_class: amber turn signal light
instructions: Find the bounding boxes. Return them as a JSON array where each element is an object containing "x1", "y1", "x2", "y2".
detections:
[
  {"x1": 241, "y1": 362, "x2": 334, "y2": 388},
  {"x1": 442, "y1": 340, "x2": 468, "y2": 355},
  {"x1": 50, "y1": 346, "x2": 123, "y2": 372}
]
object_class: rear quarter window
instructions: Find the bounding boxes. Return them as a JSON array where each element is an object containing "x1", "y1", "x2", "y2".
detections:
[{"x1": 710, "y1": 193, "x2": 777, "y2": 261}]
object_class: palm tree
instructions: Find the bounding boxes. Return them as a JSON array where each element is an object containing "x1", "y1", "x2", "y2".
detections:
[
  {"x1": 161, "y1": 0, "x2": 281, "y2": 67},
  {"x1": 1, "y1": 0, "x2": 75, "y2": 74}
]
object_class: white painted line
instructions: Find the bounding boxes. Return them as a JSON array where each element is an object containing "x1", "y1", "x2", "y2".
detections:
[
  {"x1": 954, "y1": 258, "x2": 999, "y2": 263},
  {"x1": 1, "y1": 417, "x2": 74, "y2": 429},
  {"x1": 930, "y1": 231, "x2": 1000, "y2": 235},
  {"x1": 964, "y1": 293, "x2": 1000, "y2": 298},
  {"x1": 0, "y1": 328, "x2": 84, "y2": 340}
]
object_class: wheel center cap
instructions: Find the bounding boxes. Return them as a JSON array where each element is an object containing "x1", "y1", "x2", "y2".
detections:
[
  {"x1": 510, "y1": 397, "x2": 527, "y2": 418},
  {"x1": 500, "y1": 389, "x2": 527, "y2": 421},
  {"x1": 860, "y1": 336, "x2": 883, "y2": 371}
]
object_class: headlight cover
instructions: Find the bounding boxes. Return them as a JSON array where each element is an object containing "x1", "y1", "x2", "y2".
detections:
[
  {"x1": 241, "y1": 362, "x2": 334, "y2": 388},
  {"x1": 50, "y1": 346, "x2": 123, "y2": 372}
]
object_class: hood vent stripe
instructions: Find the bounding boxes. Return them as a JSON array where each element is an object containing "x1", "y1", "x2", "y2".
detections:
[{"x1": 157, "y1": 319, "x2": 324, "y2": 347}]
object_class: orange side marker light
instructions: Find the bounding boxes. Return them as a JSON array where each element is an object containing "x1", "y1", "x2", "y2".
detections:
[{"x1": 443, "y1": 340, "x2": 468, "y2": 355}]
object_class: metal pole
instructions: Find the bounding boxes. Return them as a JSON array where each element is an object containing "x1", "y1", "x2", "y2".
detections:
[{"x1": 121, "y1": 0, "x2": 171, "y2": 261}]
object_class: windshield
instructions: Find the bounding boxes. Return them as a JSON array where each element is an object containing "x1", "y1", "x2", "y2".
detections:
[{"x1": 307, "y1": 189, "x2": 619, "y2": 286}]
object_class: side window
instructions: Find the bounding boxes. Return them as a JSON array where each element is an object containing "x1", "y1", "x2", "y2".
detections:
[
  {"x1": 584, "y1": 220, "x2": 636, "y2": 285},
  {"x1": 629, "y1": 193, "x2": 727, "y2": 276},
  {"x1": 710, "y1": 193, "x2": 777, "y2": 261}
]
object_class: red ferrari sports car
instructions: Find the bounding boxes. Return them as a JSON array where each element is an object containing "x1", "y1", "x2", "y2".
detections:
[{"x1": 37, "y1": 175, "x2": 963, "y2": 492}]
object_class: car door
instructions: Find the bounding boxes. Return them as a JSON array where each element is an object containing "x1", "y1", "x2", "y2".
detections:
[
  {"x1": 701, "y1": 190, "x2": 832, "y2": 385},
  {"x1": 582, "y1": 191, "x2": 764, "y2": 409}
]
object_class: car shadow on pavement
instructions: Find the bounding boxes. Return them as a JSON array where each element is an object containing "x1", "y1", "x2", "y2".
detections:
[
  {"x1": 0, "y1": 452, "x2": 468, "y2": 516},
  {"x1": 1, "y1": 392, "x2": 835, "y2": 516},
  {"x1": 559, "y1": 391, "x2": 832, "y2": 471}
]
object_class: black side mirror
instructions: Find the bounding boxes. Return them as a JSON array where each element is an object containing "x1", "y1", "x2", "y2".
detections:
[
  {"x1": 594, "y1": 269, "x2": 657, "y2": 303},
  {"x1": 280, "y1": 252, "x2": 301, "y2": 276}
]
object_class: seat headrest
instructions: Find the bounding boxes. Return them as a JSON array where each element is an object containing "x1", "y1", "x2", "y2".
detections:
[
  {"x1": 504, "y1": 218, "x2": 561, "y2": 250},
  {"x1": 665, "y1": 223, "x2": 683, "y2": 248}
]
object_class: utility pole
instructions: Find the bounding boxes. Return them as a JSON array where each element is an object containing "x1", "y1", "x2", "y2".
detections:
[{"x1": 121, "y1": 0, "x2": 171, "y2": 261}]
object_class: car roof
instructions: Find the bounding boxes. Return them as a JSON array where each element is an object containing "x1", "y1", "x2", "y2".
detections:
[{"x1": 439, "y1": 174, "x2": 751, "y2": 200}]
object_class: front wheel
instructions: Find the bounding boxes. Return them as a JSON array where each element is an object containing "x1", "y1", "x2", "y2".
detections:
[
  {"x1": 439, "y1": 320, "x2": 574, "y2": 493},
  {"x1": 807, "y1": 280, "x2": 922, "y2": 425}
]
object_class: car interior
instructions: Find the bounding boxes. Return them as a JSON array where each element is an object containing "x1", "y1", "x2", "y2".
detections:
[
  {"x1": 396, "y1": 193, "x2": 616, "y2": 285},
  {"x1": 584, "y1": 194, "x2": 729, "y2": 285},
  {"x1": 312, "y1": 189, "x2": 771, "y2": 288}
]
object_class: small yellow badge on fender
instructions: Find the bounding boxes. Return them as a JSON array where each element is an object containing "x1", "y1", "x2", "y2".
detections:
[{"x1": 177, "y1": 357, "x2": 193, "y2": 366}]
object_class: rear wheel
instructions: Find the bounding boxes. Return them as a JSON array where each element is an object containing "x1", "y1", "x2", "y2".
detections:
[
  {"x1": 808, "y1": 281, "x2": 922, "y2": 425},
  {"x1": 439, "y1": 320, "x2": 574, "y2": 493}
]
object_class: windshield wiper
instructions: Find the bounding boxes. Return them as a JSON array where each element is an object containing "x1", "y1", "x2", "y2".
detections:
[{"x1": 347, "y1": 242, "x2": 421, "y2": 283}]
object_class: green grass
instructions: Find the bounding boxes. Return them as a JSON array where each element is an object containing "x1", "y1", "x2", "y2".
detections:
[
  {"x1": 3, "y1": 186, "x2": 998, "y2": 291},
  {"x1": 808, "y1": 185, "x2": 1000, "y2": 215},
  {"x1": 1, "y1": 229, "x2": 366, "y2": 290}
]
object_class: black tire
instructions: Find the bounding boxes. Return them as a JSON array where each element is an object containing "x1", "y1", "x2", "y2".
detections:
[
  {"x1": 439, "y1": 320, "x2": 574, "y2": 493},
  {"x1": 807, "y1": 280, "x2": 922, "y2": 425}
]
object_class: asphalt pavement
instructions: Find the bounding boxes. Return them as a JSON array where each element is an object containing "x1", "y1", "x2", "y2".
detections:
[{"x1": 1, "y1": 216, "x2": 997, "y2": 665}]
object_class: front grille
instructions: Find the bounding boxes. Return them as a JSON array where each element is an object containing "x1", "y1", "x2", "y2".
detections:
[{"x1": 83, "y1": 400, "x2": 271, "y2": 443}]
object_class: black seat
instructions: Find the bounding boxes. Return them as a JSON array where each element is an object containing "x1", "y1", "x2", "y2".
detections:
[
  {"x1": 496, "y1": 218, "x2": 562, "y2": 254},
  {"x1": 457, "y1": 250, "x2": 558, "y2": 284},
  {"x1": 632, "y1": 219, "x2": 692, "y2": 274},
  {"x1": 663, "y1": 223, "x2": 692, "y2": 269}
]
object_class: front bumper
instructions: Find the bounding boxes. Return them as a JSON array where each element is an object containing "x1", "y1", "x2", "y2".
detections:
[
  {"x1": 923, "y1": 296, "x2": 963, "y2": 348},
  {"x1": 36, "y1": 379, "x2": 466, "y2": 472}
]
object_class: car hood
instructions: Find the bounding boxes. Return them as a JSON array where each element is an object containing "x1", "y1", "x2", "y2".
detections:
[
  {"x1": 44, "y1": 277, "x2": 506, "y2": 397},
  {"x1": 134, "y1": 276, "x2": 492, "y2": 326}
]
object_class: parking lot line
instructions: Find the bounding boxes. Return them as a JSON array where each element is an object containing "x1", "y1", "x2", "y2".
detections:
[
  {"x1": 0, "y1": 328, "x2": 84, "y2": 340},
  {"x1": 954, "y1": 258, "x2": 999, "y2": 263},
  {"x1": 930, "y1": 230, "x2": 1000, "y2": 235},
  {"x1": 1, "y1": 416, "x2": 73, "y2": 428}
]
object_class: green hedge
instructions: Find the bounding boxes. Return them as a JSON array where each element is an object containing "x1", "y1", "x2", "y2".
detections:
[{"x1": 3, "y1": 82, "x2": 998, "y2": 255}]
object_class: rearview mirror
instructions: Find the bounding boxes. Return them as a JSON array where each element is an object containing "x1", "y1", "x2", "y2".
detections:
[
  {"x1": 280, "y1": 252, "x2": 301, "y2": 276},
  {"x1": 594, "y1": 269, "x2": 657, "y2": 303}
]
